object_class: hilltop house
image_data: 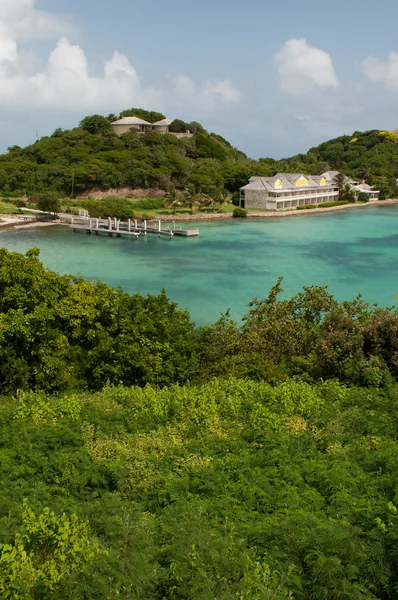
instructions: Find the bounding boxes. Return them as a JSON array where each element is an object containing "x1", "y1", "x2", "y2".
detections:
[
  {"x1": 111, "y1": 116, "x2": 193, "y2": 137},
  {"x1": 240, "y1": 173, "x2": 339, "y2": 210}
]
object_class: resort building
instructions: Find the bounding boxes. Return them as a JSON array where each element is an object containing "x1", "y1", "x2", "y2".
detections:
[
  {"x1": 111, "y1": 116, "x2": 193, "y2": 137},
  {"x1": 322, "y1": 171, "x2": 380, "y2": 200},
  {"x1": 240, "y1": 173, "x2": 339, "y2": 210}
]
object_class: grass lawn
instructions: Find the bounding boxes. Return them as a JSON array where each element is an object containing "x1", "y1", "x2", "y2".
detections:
[
  {"x1": 61, "y1": 196, "x2": 236, "y2": 219},
  {"x1": 0, "y1": 201, "x2": 20, "y2": 214}
]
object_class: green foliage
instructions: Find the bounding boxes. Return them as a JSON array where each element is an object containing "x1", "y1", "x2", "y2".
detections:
[
  {"x1": 29, "y1": 191, "x2": 60, "y2": 213},
  {"x1": 2, "y1": 378, "x2": 398, "y2": 597},
  {"x1": 0, "y1": 501, "x2": 104, "y2": 598},
  {"x1": 296, "y1": 201, "x2": 349, "y2": 210},
  {"x1": 357, "y1": 191, "x2": 371, "y2": 202},
  {"x1": 134, "y1": 197, "x2": 164, "y2": 210},
  {"x1": 168, "y1": 119, "x2": 190, "y2": 133},
  {"x1": 119, "y1": 108, "x2": 166, "y2": 123},
  {"x1": 79, "y1": 115, "x2": 114, "y2": 136},
  {"x1": 233, "y1": 207, "x2": 248, "y2": 217},
  {"x1": 0, "y1": 249, "x2": 195, "y2": 394},
  {"x1": 0, "y1": 111, "x2": 252, "y2": 197},
  {"x1": 80, "y1": 197, "x2": 135, "y2": 219}
]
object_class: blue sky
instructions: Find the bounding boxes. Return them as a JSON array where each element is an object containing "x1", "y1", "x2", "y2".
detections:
[{"x1": 1, "y1": 0, "x2": 398, "y2": 158}]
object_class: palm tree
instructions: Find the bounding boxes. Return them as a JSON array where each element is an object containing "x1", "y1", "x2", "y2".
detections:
[
  {"x1": 202, "y1": 187, "x2": 229, "y2": 213},
  {"x1": 162, "y1": 184, "x2": 181, "y2": 215},
  {"x1": 333, "y1": 172, "x2": 347, "y2": 200},
  {"x1": 184, "y1": 185, "x2": 203, "y2": 215}
]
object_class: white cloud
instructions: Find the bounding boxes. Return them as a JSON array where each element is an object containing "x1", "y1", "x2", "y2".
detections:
[
  {"x1": 0, "y1": 0, "x2": 240, "y2": 118},
  {"x1": 274, "y1": 38, "x2": 339, "y2": 97},
  {"x1": 363, "y1": 52, "x2": 398, "y2": 91},
  {"x1": 0, "y1": 0, "x2": 71, "y2": 43},
  {"x1": 168, "y1": 76, "x2": 241, "y2": 112}
]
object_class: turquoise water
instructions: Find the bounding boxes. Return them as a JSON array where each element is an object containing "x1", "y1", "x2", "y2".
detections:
[{"x1": 1, "y1": 205, "x2": 398, "y2": 325}]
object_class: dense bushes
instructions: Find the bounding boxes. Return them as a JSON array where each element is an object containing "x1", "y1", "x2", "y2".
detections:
[
  {"x1": 2, "y1": 378, "x2": 398, "y2": 597},
  {"x1": 2, "y1": 252, "x2": 398, "y2": 396},
  {"x1": 0, "y1": 248, "x2": 195, "y2": 394},
  {"x1": 3, "y1": 252, "x2": 398, "y2": 597},
  {"x1": 79, "y1": 197, "x2": 136, "y2": 219}
]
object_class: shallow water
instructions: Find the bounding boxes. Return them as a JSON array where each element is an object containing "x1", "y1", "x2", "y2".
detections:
[{"x1": 2, "y1": 206, "x2": 398, "y2": 325}]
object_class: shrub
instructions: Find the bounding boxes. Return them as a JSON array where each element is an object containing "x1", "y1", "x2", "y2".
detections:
[
  {"x1": 231, "y1": 192, "x2": 240, "y2": 207},
  {"x1": 297, "y1": 201, "x2": 349, "y2": 210},
  {"x1": 233, "y1": 207, "x2": 248, "y2": 218},
  {"x1": 134, "y1": 197, "x2": 163, "y2": 210},
  {"x1": 357, "y1": 192, "x2": 370, "y2": 203}
]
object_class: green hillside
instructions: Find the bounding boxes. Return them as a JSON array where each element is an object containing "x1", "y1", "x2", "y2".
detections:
[
  {"x1": 276, "y1": 129, "x2": 398, "y2": 198},
  {"x1": 1, "y1": 111, "x2": 398, "y2": 199},
  {"x1": 0, "y1": 112, "x2": 256, "y2": 198}
]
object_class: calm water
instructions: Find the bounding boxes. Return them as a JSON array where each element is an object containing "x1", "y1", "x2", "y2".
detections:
[{"x1": 2, "y1": 206, "x2": 398, "y2": 325}]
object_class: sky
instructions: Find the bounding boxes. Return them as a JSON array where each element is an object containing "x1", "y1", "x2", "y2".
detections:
[{"x1": 1, "y1": 0, "x2": 398, "y2": 158}]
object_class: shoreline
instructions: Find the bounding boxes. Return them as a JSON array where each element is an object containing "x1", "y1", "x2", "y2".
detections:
[
  {"x1": 1, "y1": 199, "x2": 397, "y2": 231},
  {"x1": 154, "y1": 198, "x2": 398, "y2": 222}
]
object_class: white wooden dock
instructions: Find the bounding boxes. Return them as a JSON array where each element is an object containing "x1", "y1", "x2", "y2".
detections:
[{"x1": 66, "y1": 217, "x2": 199, "y2": 239}]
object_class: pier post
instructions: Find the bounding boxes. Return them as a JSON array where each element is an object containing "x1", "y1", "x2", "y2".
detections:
[
  {"x1": 173, "y1": 221, "x2": 175, "y2": 231},
  {"x1": 114, "y1": 217, "x2": 117, "y2": 229},
  {"x1": 128, "y1": 219, "x2": 131, "y2": 232},
  {"x1": 108, "y1": 217, "x2": 112, "y2": 231},
  {"x1": 144, "y1": 220, "x2": 147, "y2": 235},
  {"x1": 134, "y1": 219, "x2": 138, "y2": 230}
]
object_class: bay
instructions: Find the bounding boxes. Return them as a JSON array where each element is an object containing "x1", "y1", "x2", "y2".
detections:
[{"x1": 1, "y1": 205, "x2": 398, "y2": 325}]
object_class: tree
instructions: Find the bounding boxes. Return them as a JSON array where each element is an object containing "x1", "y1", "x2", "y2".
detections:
[
  {"x1": 184, "y1": 184, "x2": 204, "y2": 214},
  {"x1": 203, "y1": 186, "x2": 227, "y2": 212},
  {"x1": 30, "y1": 191, "x2": 61, "y2": 213},
  {"x1": 162, "y1": 184, "x2": 181, "y2": 215},
  {"x1": 169, "y1": 119, "x2": 190, "y2": 133},
  {"x1": 79, "y1": 114, "x2": 114, "y2": 136},
  {"x1": 332, "y1": 172, "x2": 347, "y2": 199},
  {"x1": 119, "y1": 108, "x2": 166, "y2": 123}
]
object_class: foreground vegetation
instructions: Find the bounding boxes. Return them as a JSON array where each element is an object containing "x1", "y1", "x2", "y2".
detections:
[
  {"x1": 3, "y1": 377, "x2": 398, "y2": 599},
  {"x1": 3, "y1": 249, "x2": 398, "y2": 597}
]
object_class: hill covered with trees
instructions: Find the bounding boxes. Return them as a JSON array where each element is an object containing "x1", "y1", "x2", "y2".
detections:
[
  {"x1": 1, "y1": 109, "x2": 398, "y2": 200},
  {"x1": 2, "y1": 250, "x2": 398, "y2": 597}
]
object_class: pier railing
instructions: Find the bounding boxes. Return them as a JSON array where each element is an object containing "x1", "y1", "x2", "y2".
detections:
[{"x1": 61, "y1": 215, "x2": 199, "y2": 238}]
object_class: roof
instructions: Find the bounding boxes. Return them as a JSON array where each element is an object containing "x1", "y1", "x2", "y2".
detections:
[
  {"x1": 152, "y1": 118, "x2": 173, "y2": 127},
  {"x1": 321, "y1": 170, "x2": 341, "y2": 180},
  {"x1": 241, "y1": 172, "x2": 337, "y2": 192},
  {"x1": 111, "y1": 116, "x2": 152, "y2": 126}
]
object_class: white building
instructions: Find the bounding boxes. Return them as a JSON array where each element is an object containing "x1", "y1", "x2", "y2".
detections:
[{"x1": 240, "y1": 173, "x2": 339, "y2": 211}]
